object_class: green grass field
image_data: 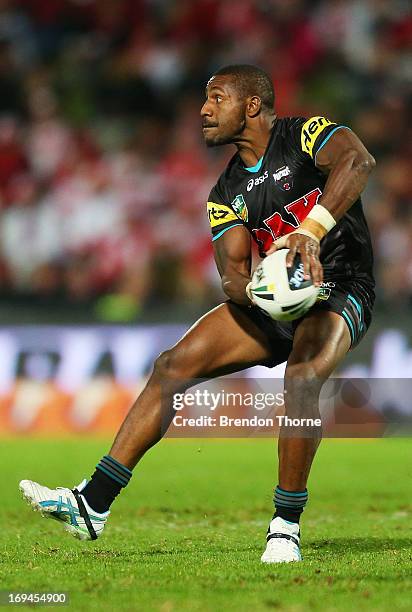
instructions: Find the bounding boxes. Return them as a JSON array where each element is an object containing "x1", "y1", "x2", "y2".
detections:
[{"x1": 1, "y1": 438, "x2": 411, "y2": 611}]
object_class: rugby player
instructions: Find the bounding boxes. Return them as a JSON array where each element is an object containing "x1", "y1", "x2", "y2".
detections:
[{"x1": 20, "y1": 65, "x2": 375, "y2": 563}]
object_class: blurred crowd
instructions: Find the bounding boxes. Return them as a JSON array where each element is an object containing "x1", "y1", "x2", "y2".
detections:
[{"x1": 0, "y1": 0, "x2": 411, "y2": 320}]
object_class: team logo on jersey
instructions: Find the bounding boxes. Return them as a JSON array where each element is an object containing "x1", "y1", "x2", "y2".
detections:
[
  {"x1": 317, "y1": 288, "x2": 331, "y2": 301},
  {"x1": 301, "y1": 116, "x2": 336, "y2": 158},
  {"x1": 317, "y1": 282, "x2": 335, "y2": 301},
  {"x1": 207, "y1": 201, "x2": 238, "y2": 228},
  {"x1": 273, "y1": 165, "x2": 293, "y2": 191},
  {"x1": 231, "y1": 194, "x2": 248, "y2": 222}
]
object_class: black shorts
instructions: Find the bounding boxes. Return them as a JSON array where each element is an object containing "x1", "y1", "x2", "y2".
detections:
[{"x1": 234, "y1": 278, "x2": 375, "y2": 368}]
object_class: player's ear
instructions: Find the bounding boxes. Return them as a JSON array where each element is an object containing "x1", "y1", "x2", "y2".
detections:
[{"x1": 247, "y1": 96, "x2": 262, "y2": 118}]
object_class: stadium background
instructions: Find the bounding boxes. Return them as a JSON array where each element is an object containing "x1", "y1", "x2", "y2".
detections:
[{"x1": 0, "y1": 0, "x2": 411, "y2": 435}]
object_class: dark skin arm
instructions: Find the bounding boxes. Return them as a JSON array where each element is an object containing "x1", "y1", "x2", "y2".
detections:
[
  {"x1": 213, "y1": 129, "x2": 375, "y2": 305},
  {"x1": 315, "y1": 127, "x2": 376, "y2": 219},
  {"x1": 213, "y1": 225, "x2": 252, "y2": 306},
  {"x1": 266, "y1": 128, "x2": 376, "y2": 284}
]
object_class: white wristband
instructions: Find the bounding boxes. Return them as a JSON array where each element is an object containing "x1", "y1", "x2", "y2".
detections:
[{"x1": 306, "y1": 204, "x2": 336, "y2": 233}]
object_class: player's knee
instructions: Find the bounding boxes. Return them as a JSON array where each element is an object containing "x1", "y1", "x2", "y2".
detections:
[
  {"x1": 153, "y1": 349, "x2": 180, "y2": 379},
  {"x1": 153, "y1": 346, "x2": 202, "y2": 384},
  {"x1": 285, "y1": 356, "x2": 329, "y2": 386}
]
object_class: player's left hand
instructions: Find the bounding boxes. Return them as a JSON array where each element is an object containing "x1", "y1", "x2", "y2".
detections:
[{"x1": 266, "y1": 232, "x2": 323, "y2": 286}]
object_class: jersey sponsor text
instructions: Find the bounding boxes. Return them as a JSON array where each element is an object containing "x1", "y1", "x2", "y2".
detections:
[
  {"x1": 207, "y1": 202, "x2": 238, "y2": 228},
  {"x1": 301, "y1": 116, "x2": 335, "y2": 158}
]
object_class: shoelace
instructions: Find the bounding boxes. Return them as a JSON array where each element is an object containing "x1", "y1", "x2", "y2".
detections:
[
  {"x1": 71, "y1": 488, "x2": 97, "y2": 540},
  {"x1": 266, "y1": 532, "x2": 299, "y2": 546}
]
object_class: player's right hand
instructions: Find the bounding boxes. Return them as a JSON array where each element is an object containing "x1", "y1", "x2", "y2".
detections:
[{"x1": 266, "y1": 233, "x2": 323, "y2": 287}]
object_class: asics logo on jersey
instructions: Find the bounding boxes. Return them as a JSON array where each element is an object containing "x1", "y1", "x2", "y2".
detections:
[{"x1": 247, "y1": 170, "x2": 269, "y2": 191}]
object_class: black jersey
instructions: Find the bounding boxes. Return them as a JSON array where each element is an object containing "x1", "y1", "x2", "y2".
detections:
[{"x1": 207, "y1": 116, "x2": 374, "y2": 285}]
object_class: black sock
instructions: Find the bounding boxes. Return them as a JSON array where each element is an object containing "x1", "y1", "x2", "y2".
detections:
[
  {"x1": 273, "y1": 485, "x2": 308, "y2": 524},
  {"x1": 81, "y1": 455, "x2": 132, "y2": 513}
]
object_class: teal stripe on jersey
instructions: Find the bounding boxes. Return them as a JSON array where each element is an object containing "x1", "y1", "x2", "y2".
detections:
[
  {"x1": 314, "y1": 126, "x2": 350, "y2": 162},
  {"x1": 342, "y1": 310, "x2": 355, "y2": 344},
  {"x1": 245, "y1": 157, "x2": 263, "y2": 173},
  {"x1": 212, "y1": 223, "x2": 243, "y2": 241},
  {"x1": 348, "y1": 294, "x2": 363, "y2": 331}
]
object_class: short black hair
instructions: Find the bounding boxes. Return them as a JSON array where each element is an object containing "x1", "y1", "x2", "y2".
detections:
[{"x1": 213, "y1": 64, "x2": 274, "y2": 111}]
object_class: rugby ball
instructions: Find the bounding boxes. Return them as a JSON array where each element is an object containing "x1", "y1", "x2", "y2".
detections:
[{"x1": 250, "y1": 249, "x2": 320, "y2": 322}]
